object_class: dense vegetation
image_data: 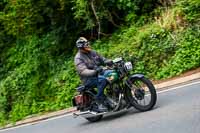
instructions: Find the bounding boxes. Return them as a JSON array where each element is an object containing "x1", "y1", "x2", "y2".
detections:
[{"x1": 0, "y1": 0, "x2": 199, "y2": 125}]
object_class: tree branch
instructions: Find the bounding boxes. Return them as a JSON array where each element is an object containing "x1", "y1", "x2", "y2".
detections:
[
  {"x1": 91, "y1": 0, "x2": 101, "y2": 39},
  {"x1": 107, "y1": 11, "x2": 120, "y2": 28}
]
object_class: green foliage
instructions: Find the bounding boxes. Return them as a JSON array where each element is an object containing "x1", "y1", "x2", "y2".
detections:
[
  {"x1": 0, "y1": 33, "x2": 79, "y2": 124},
  {"x1": 156, "y1": 26, "x2": 200, "y2": 79},
  {"x1": 0, "y1": 0, "x2": 79, "y2": 52},
  {"x1": 72, "y1": 0, "x2": 159, "y2": 34},
  {"x1": 177, "y1": 0, "x2": 200, "y2": 22},
  {"x1": 93, "y1": 23, "x2": 178, "y2": 77}
]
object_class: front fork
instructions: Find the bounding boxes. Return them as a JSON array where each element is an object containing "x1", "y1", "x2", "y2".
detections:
[{"x1": 124, "y1": 79, "x2": 138, "y2": 106}]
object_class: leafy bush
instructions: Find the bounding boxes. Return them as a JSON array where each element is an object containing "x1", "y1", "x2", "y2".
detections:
[
  {"x1": 177, "y1": 0, "x2": 200, "y2": 23},
  {"x1": 93, "y1": 23, "x2": 178, "y2": 78},
  {"x1": 156, "y1": 26, "x2": 200, "y2": 79},
  {"x1": 73, "y1": 0, "x2": 159, "y2": 34},
  {"x1": 0, "y1": 33, "x2": 80, "y2": 123}
]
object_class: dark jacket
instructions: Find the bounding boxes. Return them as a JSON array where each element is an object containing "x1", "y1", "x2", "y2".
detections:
[{"x1": 74, "y1": 50, "x2": 108, "y2": 84}]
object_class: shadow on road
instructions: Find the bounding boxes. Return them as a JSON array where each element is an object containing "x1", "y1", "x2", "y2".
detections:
[
  {"x1": 77, "y1": 98, "x2": 169, "y2": 127},
  {"x1": 78, "y1": 108, "x2": 146, "y2": 126}
]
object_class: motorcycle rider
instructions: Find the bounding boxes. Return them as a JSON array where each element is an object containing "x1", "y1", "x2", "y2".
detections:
[{"x1": 74, "y1": 37, "x2": 113, "y2": 112}]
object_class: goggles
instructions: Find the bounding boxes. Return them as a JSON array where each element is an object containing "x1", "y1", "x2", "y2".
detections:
[{"x1": 83, "y1": 41, "x2": 90, "y2": 47}]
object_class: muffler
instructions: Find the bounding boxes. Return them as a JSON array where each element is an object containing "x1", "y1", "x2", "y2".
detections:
[{"x1": 73, "y1": 110, "x2": 106, "y2": 118}]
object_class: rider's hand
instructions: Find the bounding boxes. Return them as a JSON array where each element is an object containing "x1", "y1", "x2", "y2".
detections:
[
  {"x1": 96, "y1": 67, "x2": 103, "y2": 75},
  {"x1": 105, "y1": 60, "x2": 113, "y2": 67}
]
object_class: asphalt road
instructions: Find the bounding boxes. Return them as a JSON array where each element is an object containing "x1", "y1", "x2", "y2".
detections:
[{"x1": 1, "y1": 81, "x2": 200, "y2": 133}]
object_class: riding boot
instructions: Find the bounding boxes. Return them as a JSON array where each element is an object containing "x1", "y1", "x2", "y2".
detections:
[{"x1": 94, "y1": 97, "x2": 108, "y2": 113}]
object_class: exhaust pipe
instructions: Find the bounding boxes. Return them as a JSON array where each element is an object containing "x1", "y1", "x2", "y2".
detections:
[{"x1": 73, "y1": 111, "x2": 106, "y2": 118}]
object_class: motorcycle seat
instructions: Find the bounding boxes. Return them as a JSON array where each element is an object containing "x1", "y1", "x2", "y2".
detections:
[
  {"x1": 76, "y1": 85, "x2": 86, "y2": 92},
  {"x1": 76, "y1": 85, "x2": 95, "y2": 92}
]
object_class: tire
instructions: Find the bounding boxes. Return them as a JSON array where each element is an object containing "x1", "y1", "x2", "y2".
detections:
[
  {"x1": 85, "y1": 115, "x2": 103, "y2": 122},
  {"x1": 126, "y1": 77, "x2": 157, "y2": 111}
]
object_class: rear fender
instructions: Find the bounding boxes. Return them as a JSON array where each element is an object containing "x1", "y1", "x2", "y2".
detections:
[{"x1": 72, "y1": 97, "x2": 77, "y2": 107}]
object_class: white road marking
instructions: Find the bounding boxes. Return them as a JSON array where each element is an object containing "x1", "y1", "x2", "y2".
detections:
[
  {"x1": 0, "y1": 80, "x2": 200, "y2": 132},
  {"x1": 157, "y1": 81, "x2": 200, "y2": 94}
]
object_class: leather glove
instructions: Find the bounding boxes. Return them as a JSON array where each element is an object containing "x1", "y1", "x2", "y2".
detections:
[
  {"x1": 105, "y1": 60, "x2": 113, "y2": 67},
  {"x1": 96, "y1": 67, "x2": 103, "y2": 75}
]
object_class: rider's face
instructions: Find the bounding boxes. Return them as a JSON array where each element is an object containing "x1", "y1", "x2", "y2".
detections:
[
  {"x1": 83, "y1": 45, "x2": 92, "y2": 52},
  {"x1": 83, "y1": 42, "x2": 92, "y2": 52}
]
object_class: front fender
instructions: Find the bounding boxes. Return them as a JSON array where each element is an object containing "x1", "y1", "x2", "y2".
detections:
[
  {"x1": 129, "y1": 73, "x2": 144, "y2": 80},
  {"x1": 125, "y1": 73, "x2": 145, "y2": 89}
]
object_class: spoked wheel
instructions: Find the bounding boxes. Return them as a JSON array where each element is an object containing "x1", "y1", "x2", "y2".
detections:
[{"x1": 126, "y1": 77, "x2": 157, "y2": 111}]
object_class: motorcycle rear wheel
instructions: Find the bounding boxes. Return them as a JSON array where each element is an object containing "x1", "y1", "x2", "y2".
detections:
[{"x1": 126, "y1": 77, "x2": 157, "y2": 111}]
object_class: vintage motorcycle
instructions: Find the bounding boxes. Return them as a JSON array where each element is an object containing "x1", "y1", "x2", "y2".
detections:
[{"x1": 72, "y1": 57, "x2": 157, "y2": 122}]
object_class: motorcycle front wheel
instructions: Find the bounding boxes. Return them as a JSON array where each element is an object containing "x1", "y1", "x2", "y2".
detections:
[{"x1": 126, "y1": 77, "x2": 157, "y2": 111}]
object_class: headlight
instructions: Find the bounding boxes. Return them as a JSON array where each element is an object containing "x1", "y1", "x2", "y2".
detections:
[
  {"x1": 113, "y1": 57, "x2": 122, "y2": 63},
  {"x1": 124, "y1": 62, "x2": 133, "y2": 71}
]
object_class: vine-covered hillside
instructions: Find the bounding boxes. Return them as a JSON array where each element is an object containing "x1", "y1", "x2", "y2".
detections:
[{"x1": 0, "y1": 0, "x2": 199, "y2": 125}]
